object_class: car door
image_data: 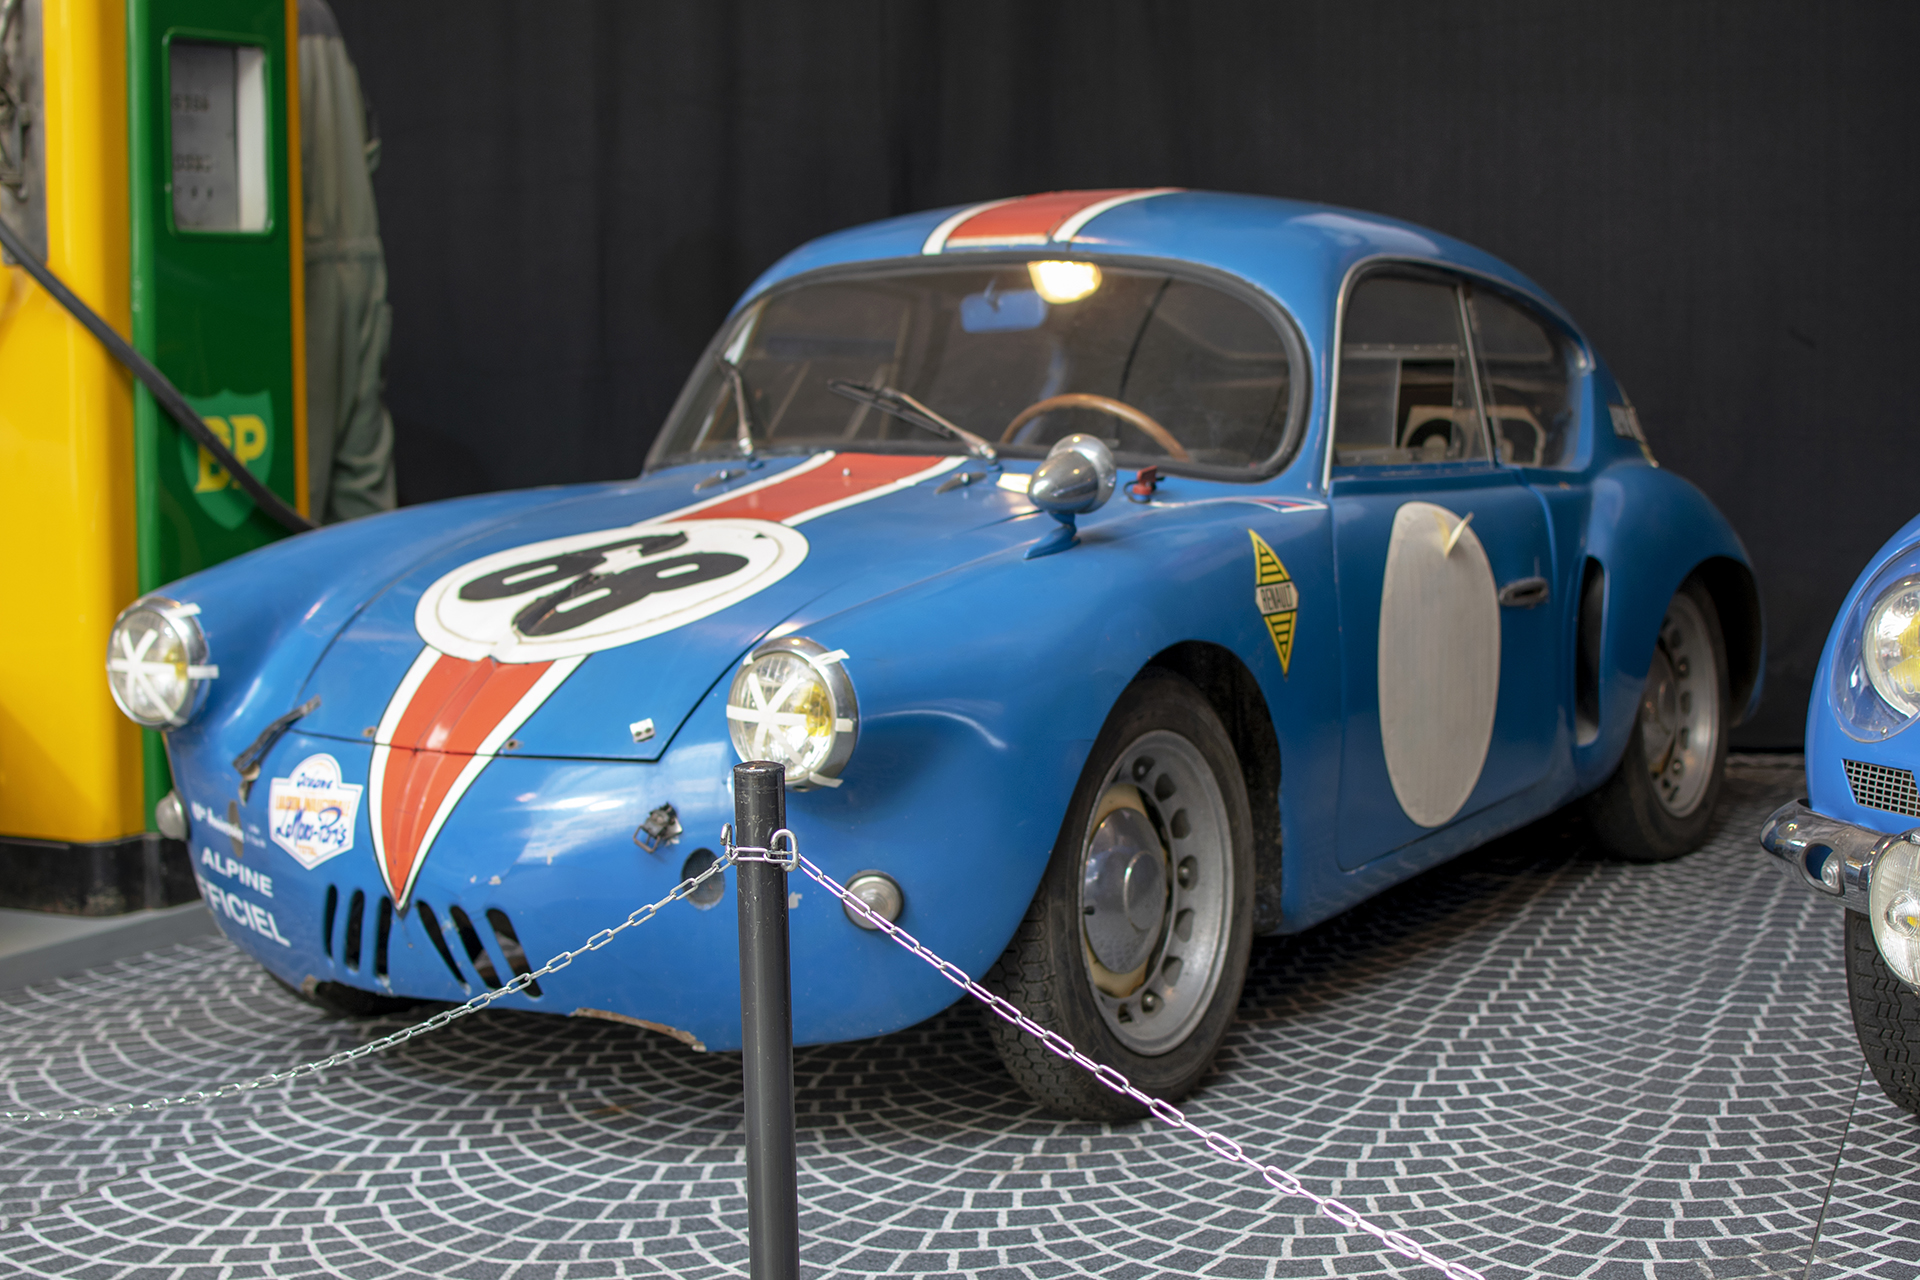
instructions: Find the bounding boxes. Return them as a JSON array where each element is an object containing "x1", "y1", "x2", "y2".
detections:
[{"x1": 1328, "y1": 270, "x2": 1563, "y2": 869}]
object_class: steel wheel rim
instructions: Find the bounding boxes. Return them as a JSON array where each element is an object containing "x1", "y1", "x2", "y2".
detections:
[
  {"x1": 1639, "y1": 593, "x2": 1719, "y2": 817},
  {"x1": 1079, "y1": 729, "x2": 1233, "y2": 1056}
]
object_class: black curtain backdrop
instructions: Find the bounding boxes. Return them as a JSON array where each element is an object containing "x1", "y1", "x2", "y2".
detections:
[{"x1": 329, "y1": 0, "x2": 1920, "y2": 749}]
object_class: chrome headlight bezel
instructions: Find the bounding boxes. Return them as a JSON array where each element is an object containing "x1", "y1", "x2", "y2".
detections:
[
  {"x1": 724, "y1": 635, "x2": 858, "y2": 789},
  {"x1": 1833, "y1": 546, "x2": 1920, "y2": 742},
  {"x1": 105, "y1": 596, "x2": 217, "y2": 729},
  {"x1": 1868, "y1": 832, "x2": 1920, "y2": 988},
  {"x1": 1862, "y1": 573, "x2": 1920, "y2": 718}
]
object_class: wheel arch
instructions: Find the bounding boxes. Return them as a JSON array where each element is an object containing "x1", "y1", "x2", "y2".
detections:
[
  {"x1": 1575, "y1": 465, "x2": 1762, "y2": 792},
  {"x1": 1689, "y1": 554, "x2": 1764, "y2": 727},
  {"x1": 1143, "y1": 641, "x2": 1283, "y2": 934}
]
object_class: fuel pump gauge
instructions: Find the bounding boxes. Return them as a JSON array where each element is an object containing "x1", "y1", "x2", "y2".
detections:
[{"x1": 168, "y1": 40, "x2": 268, "y2": 233}]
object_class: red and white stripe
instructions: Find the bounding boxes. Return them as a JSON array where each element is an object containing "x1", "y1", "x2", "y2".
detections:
[
  {"x1": 921, "y1": 188, "x2": 1179, "y2": 255},
  {"x1": 370, "y1": 451, "x2": 960, "y2": 909}
]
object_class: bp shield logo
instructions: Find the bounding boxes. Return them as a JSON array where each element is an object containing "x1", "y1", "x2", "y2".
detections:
[{"x1": 177, "y1": 388, "x2": 276, "y2": 530}]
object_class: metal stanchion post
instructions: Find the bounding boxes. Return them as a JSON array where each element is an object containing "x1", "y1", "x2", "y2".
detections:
[{"x1": 734, "y1": 760, "x2": 799, "y2": 1280}]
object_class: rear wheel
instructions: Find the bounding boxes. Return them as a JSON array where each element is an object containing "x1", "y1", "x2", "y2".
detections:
[
  {"x1": 1845, "y1": 909, "x2": 1920, "y2": 1117},
  {"x1": 984, "y1": 670, "x2": 1254, "y2": 1120},
  {"x1": 1587, "y1": 577, "x2": 1729, "y2": 861}
]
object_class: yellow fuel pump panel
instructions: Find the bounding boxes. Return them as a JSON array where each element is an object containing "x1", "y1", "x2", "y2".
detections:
[
  {"x1": 0, "y1": 0, "x2": 304, "y2": 913},
  {"x1": 0, "y1": 0, "x2": 141, "y2": 855}
]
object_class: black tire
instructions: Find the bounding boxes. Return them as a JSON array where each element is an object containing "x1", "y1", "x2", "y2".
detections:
[
  {"x1": 269, "y1": 971, "x2": 419, "y2": 1018},
  {"x1": 984, "y1": 670, "x2": 1255, "y2": 1120},
  {"x1": 1587, "y1": 576, "x2": 1730, "y2": 862},
  {"x1": 1845, "y1": 908, "x2": 1920, "y2": 1117}
]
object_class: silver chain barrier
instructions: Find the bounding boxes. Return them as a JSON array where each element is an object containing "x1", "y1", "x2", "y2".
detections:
[
  {"x1": 787, "y1": 849, "x2": 1491, "y2": 1280},
  {"x1": 0, "y1": 854, "x2": 735, "y2": 1123},
  {"x1": 4, "y1": 824, "x2": 1490, "y2": 1279}
]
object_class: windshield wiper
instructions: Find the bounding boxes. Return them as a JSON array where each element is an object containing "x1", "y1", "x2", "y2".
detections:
[
  {"x1": 826, "y1": 379, "x2": 998, "y2": 465},
  {"x1": 718, "y1": 355, "x2": 757, "y2": 460}
]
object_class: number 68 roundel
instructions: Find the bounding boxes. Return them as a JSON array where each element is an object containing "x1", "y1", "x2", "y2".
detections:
[{"x1": 369, "y1": 450, "x2": 958, "y2": 910}]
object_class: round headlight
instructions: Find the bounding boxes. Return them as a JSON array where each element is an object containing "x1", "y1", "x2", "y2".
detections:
[
  {"x1": 1869, "y1": 833, "x2": 1920, "y2": 988},
  {"x1": 1833, "y1": 550, "x2": 1920, "y2": 742},
  {"x1": 105, "y1": 597, "x2": 217, "y2": 728},
  {"x1": 725, "y1": 636, "x2": 857, "y2": 788},
  {"x1": 1863, "y1": 574, "x2": 1920, "y2": 718}
]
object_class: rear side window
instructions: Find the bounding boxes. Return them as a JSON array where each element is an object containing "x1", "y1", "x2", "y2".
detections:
[
  {"x1": 1333, "y1": 276, "x2": 1487, "y2": 467},
  {"x1": 1468, "y1": 290, "x2": 1580, "y2": 468}
]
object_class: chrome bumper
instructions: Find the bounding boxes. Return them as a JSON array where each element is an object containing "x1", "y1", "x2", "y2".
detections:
[{"x1": 1758, "y1": 799, "x2": 1920, "y2": 911}]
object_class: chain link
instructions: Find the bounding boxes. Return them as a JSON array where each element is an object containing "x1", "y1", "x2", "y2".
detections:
[
  {"x1": 792, "y1": 852, "x2": 1491, "y2": 1280},
  {"x1": 721, "y1": 824, "x2": 798, "y2": 868},
  {"x1": 0, "y1": 853, "x2": 736, "y2": 1124}
]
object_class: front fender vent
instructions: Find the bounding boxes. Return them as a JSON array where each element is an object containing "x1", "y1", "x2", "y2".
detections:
[
  {"x1": 416, "y1": 901, "x2": 469, "y2": 990},
  {"x1": 486, "y1": 909, "x2": 543, "y2": 998},
  {"x1": 322, "y1": 885, "x2": 339, "y2": 959},
  {"x1": 1844, "y1": 759, "x2": 1920, "y2": 820},
  {"x1": 447, "y1": 904, "x2": 503, "y2": 989},
  {"x1": 343, "y1": 889, "x2": 366, "y2": 970},
  {"x1": 373, "y1": 896, "x2": 395, "y2": 982}
]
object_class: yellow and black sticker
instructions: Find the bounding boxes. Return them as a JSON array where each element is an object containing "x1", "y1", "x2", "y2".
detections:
[{"x1": 1248, "y1": 530, "x2": 1298, "y2": 675}]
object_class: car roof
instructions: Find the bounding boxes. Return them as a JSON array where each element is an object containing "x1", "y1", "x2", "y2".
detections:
[{"x1": 741, "y1": 189, "x2": 1579, "y2": 360}]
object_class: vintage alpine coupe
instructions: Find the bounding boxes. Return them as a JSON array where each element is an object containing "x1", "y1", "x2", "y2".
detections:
[
  {"x1": 1760, "y1": 514, "x2": 1920, "y2": 1117},
  {"x1": 110, "y1": 189, "x2": 1762, "y2": 1118}
]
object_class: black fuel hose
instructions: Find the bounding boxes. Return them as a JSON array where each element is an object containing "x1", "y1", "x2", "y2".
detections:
[{"x1": 0, "y1": 215, "x2": 315, "y2": 534}]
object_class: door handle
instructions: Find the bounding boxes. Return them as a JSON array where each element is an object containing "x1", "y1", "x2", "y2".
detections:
[{"x1": 1498, "y1": 576, "x2": 1550, "y2": 609}]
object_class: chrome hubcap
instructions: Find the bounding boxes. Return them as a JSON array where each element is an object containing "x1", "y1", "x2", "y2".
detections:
[
  {"x1": 1083, "y1": 808, "x2": 1169, "y2": 975},
  {"x1": 1639, "y1": 593, "x2": 1719, "y2": 817},
  {"x1": 1079, "y1": 729, "x2": 1232, "y2": 1056}
]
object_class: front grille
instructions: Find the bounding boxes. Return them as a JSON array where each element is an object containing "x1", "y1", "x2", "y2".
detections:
[
  {"x1": 1844, "y1": 759, "x2": 1920, "y2": 819},
  {"x1": 316, "y1": 885, "x2": 539, "y2": 998}
]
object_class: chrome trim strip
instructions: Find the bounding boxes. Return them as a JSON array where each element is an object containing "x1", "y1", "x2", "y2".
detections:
[{"x1": 1757, "y1": 798, "x2": 1920, "y2": 910}]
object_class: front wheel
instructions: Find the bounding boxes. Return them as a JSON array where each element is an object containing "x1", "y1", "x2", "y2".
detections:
[
  {"x1": 1845, "y1": 909, "x2": 1920, "y2": 1117},
  {"x1": 1586, "y1": 577, "x2": 1729, "y2": 861},
  {"x1": 985, "y1": 670, "x2": 1254, "y2": 1120}
]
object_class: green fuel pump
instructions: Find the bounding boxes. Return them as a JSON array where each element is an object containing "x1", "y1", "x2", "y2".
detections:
[
  {"x1": 127, "y1": 0, "x2": 305, "y2": 814},
  {"x1": 129, "y1": 0, "x2": 305, "y2": 586}
]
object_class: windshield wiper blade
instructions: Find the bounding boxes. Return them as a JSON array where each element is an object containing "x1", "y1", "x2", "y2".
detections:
[
  {"x1": 718, "y1": 356, "x2": 757, "y2": 460},
  {"x1": 826, "y1": 379, "x2": 998, "y2": 464}
]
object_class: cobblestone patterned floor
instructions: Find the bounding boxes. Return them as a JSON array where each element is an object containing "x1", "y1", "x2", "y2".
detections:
[{"x1": 1, "y1": 760, "x2": 1913, "y2": 1279}]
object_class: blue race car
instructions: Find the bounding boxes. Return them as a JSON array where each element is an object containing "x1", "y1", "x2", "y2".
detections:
[
  {"x1": 108, "y1": 189, "x2": 1762, "y2": 1119},
  {"x1": 1760, "y1": 516, "x2": 1920, "y2": 1117}
]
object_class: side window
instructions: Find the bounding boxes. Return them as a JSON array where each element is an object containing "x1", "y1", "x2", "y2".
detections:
[
  {"x1": 1467, "y1": 290, "x2": 1579, "y2": 468},
  {"x1": 1333, "y1": 276, "x2": 1486, "y2": 467}
]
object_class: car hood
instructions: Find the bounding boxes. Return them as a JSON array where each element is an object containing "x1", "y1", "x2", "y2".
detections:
[{"x1": 292, "y1": 452, "x2": 1036, "y2": 761}]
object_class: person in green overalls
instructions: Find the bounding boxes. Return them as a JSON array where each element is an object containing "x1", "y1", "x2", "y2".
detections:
[{"x1": 298, "y1": 0, "x2": 397, "y2": 522}]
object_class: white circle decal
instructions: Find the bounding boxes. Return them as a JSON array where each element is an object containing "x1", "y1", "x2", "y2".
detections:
[
  {"x1": 415, "y1": 519, "x2": 809, "y2": 663},
  {"x1": 1377, "y1": 501, "x2": 1500, "y2": 827}
]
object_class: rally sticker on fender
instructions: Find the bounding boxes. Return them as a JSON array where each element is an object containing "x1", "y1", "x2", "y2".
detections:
[
  {"x1": 413, "y1": 518, "x2": 810, "y2": 664},
  {"x1": 269, "y1": 753, "x2": 364, "y2": 869}
]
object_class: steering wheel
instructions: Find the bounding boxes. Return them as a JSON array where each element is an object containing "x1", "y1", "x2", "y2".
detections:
[{"x1": 999, "y1": 394, "x2": 1190, "y2": 462}]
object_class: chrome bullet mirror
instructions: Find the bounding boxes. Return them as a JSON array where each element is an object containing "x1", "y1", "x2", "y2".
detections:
[
  {"x1": 1029, "y1": 433, "x2": 1117, "y2": 516},
  {"x1": 1026, "y1": 434, "x2": 1116, "y2": 559}
]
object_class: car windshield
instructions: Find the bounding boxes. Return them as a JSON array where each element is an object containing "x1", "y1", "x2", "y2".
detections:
[{"x1": 647, "y1": 261, "x2": 1300, "y2": 477}]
